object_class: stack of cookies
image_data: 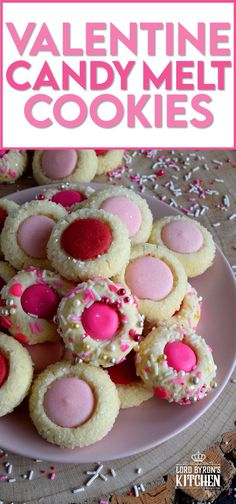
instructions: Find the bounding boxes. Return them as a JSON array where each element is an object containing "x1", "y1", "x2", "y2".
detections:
[
  {"x1": 0, "y1": 149, "x2": 125, "y2": 184},
  {"x1": 0, "y1": 183, "x2": 217, "y2": 449}
]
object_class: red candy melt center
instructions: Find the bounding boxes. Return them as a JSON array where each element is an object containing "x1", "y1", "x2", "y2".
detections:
[
  {"x1": 95, "y1": 150, "x2": 108, "y2": 156},
  {"x1": 0, "y1": 354, "x2": 9, "y2": 386},
  {"x1": 21, "y1": 284, "x2": 60, "y2": 319},
  {"x1": 61, "y1": 218, "x2": 112, "y2": 260},
  {"x1": 164, "y1": 341, "x2": 197, "y2": 372},
  {"x1": 81, "y1": 301, "x2": 120, "y2": 340},
  {"x1": 51, "y1": 190, "x2": 86, "y2": 208},
  {"x1": 107, "y1": 351, "x2": 138, "y2": 384},
  {"x1": 0, "y1": 208, "x2": 7, "y2": 232}
]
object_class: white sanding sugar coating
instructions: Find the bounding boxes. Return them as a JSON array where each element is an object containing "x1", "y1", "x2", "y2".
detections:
[{"x1": 95, "y1": 150, "x2": 124, "y2": 175}]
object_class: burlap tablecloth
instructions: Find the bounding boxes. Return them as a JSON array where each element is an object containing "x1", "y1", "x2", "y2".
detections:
[{"x1": 0, "y1": 150, "x2": 235, "y2": 504}]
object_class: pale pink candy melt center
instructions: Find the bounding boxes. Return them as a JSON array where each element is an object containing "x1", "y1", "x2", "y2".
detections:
[
  {"x1": 17, "y1": 215, "x2": 55, "y2": 259},
  {"x1": 81, "y1": 301, "x2": 120, "y2": 340},
  {"x1": 125, "y1": 256, "x2": 173, "y2": 301},
  {"x1": 44, "y1": 377, "x2": 95, "y2": 427},
  {"x1": 162, "y1": 220, "x2": 203, "y2": 254},
  {"x1": 101, "y1": 196, "x2": 142, "y2": 237},
  {"x1": 42, "y1": 150, "x2": 77, "y2": 179}
]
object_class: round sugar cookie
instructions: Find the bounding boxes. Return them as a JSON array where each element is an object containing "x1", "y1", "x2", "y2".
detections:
[
  {"x1": 149, "y1": 216, "x2": 216, "y2": 277},
  {"x1": 57, "y1": 277, "x2": 143, "y2": 367},
  {"x1": 135, "y1": 326, "x2": 217, "y2": 405},
  {"x1": 1, "y1": 200, "x2": 66, "y2": 270},
  {"x1": 95, "y1": 150, "x2": 124, "y2": 175},
  {"x1": 47, "y1": 208, "x2": 131, "y2": 281},
  {"x1": 0, "y1": 199, "x2": 19, "y2": 257},
  {"x1": 29, "y1": 361, "x2": 120, "y2": 448},
  {"x1": 106, "y1": 351, "x2": 153, "y2": 408},
  {"x1": 77, "y1": 186, "x2": 153, "y2": 245},
  {"x1": 115, "y1": 243, "x2": 187, "y2": 323},
  {"x1": 0, "y1": 150, "x2": 27, "y2": 184},
  {"x1": 36, "y1": 183, "x2": 95, "y2": 211},
  {"x1": 0, "y1": 267, "x2": 74, "y2": 344},
  {"x1": 0, "y1": 332, "x2": 33, "y2": 417},
  {"x1": 158, "y1": 283, "x2": 202, "y2": 330},
  {"x1": 32, "y1": 150, "x2": 97, "y2": 185}
]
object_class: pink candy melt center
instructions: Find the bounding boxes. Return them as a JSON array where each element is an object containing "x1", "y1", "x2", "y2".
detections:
[
  {"x1": 162, "y1": 220, "x2": 203, "y2": 254},
  {"x1": 17, "y1": 215, "x2": 55, "y2": 259},
  {"x1": 164, "y1": 341, "x2": 197, "y2": 372},
  {"x1": 51, "y1": 190, "x2": 86, "y2": 208},
  {"x1": 44, "y1": 377, "x2": 95, "y2": 427},
  {"x1": 0, "y1": 354, "x2": 8, "y2": 386},
  {"x1": 101, "y1": 196, "x2": 142, "y2": 237},
  {"x1": 21, "y1": 284, "x2": 60, "y2": 319},
  {"x1": 125, "y1": 256, "x2": 173, "y2": 301},
  {"x1": 81, "y1": 302, "x2": 120, "y2": 340},
  {"x1": 42, "y1": 150, "x2": 77, "y2": 179},
  {"x1": 25, "y1": 341, "x2": 64, "y2": 373}
]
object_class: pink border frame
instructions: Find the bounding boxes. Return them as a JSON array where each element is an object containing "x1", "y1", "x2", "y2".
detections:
[
  {"x1": 0, "y1": 1, "x2": 3, "y2": 149},
  {"x1": 0, "y1": 0, "x2": 235, "y2": 150}
]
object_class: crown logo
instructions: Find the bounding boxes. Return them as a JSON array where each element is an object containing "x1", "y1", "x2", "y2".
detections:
[{"x1": 191, "y1": 451, "x2": 206, "y2": 463}]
